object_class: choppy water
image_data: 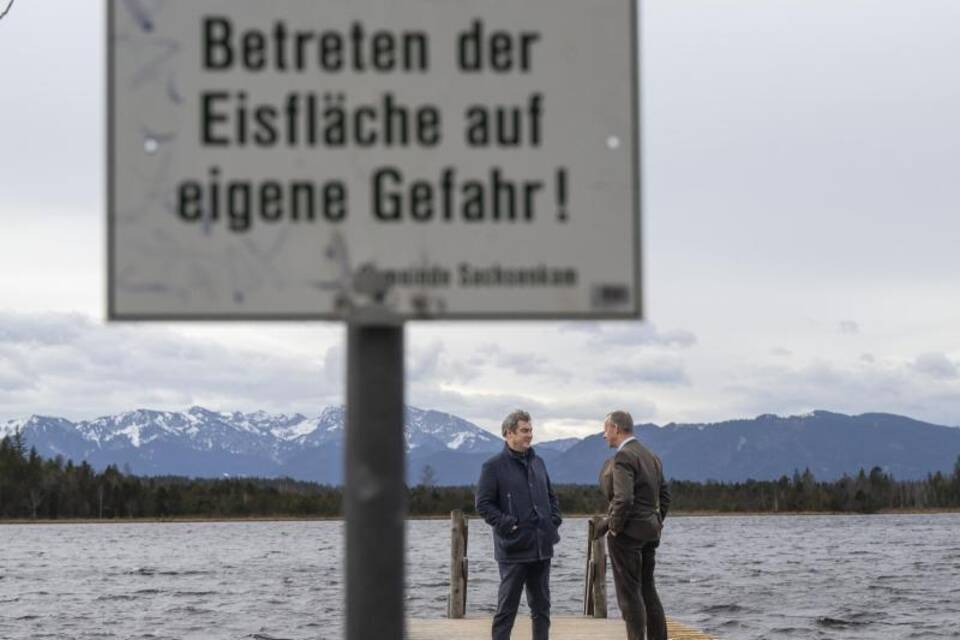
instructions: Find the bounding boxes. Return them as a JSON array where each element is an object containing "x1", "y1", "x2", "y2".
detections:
[{"x1": 1, "y1": 514, "x2": 958, "y2": 639}]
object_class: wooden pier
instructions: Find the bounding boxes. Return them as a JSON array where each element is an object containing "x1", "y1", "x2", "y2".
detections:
[
  {"x1": 408, "y1": 615, "x2": 716, "y2": 639},
  {"x1": 423, "y1": 511, "x2": 717, "y2": 640}
]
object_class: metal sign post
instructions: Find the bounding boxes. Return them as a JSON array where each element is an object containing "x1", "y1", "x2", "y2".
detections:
[{"x1": 345, "y1": 321, "x2": 405, "y2": 639}]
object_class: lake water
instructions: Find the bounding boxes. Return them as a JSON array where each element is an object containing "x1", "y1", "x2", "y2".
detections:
[{"x1": 1, "y1": 513, "x2": 958, "y2": 639}]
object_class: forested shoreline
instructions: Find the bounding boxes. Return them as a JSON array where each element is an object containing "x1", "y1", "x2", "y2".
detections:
[{"x1": 2, "y1": 434, "x2": 959, "y2": 520}]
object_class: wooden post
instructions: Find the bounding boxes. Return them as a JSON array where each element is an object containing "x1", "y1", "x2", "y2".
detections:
[
  {"x1": 583, "y1": 516, "x2": 607, "y2": 618},
  {"x1": 447, "y1": 509, "x2": 468, "y2": 618},
  {"x1": 583, "y1": 518, "x2": 595, "y2": 615}
]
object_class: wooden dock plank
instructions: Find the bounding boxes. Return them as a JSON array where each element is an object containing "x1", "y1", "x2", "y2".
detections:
[{"x1": 408, "y1": 616, "x2": 716, "y2": 639}]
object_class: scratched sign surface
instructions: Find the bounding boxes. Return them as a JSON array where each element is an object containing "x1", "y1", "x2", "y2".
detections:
[{"x1": 108, "y1": 0, "x2": 639, "y2": 319}]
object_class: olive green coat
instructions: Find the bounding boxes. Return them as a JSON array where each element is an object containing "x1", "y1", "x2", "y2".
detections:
[{"x1": 599, "y1": 439, "x2": 671, "y2": 542}]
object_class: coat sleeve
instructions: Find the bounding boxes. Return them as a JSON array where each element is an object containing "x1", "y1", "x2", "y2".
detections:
[
  {"x1": 545, "y1": 466, "x2": 562, "y2": 528},
  {"x1": 607, "y1": 451, "x2": 634, "y2": 534},
  {"x1": 476, "y1": 460, "x2": 515, "y2": 534},
  {"x1": 657, "y1": 456, "x2": 671, "y2": 521}
]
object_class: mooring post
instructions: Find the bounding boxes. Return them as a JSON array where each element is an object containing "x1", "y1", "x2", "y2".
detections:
[
  {"x1": 583, "y1": 516, "x2": 608, "y2": 618},
  {"x1": 447, "y1": 509, "x2": 468, "y2": 618},
  {"x1": 345, "y1": 323, "x2": 405, "y2": 640},
  {"x1": 583, "y1": 518, "x2": 595, "y2": 615}
]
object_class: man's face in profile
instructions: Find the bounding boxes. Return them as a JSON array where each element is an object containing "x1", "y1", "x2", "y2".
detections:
[
  {"x1": 506, "y1": 420, "x2": 533, "y2": 452},
  {"x1": 602, "y1": 420, "x2": 619, "y2": 448}
]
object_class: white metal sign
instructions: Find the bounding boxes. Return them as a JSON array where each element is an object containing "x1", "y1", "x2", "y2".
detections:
[{"x1": 108, "y1": 0, "x2": 640, "y2": 319}]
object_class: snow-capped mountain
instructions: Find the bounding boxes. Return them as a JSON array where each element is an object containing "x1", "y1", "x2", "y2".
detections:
[
  {"x1": 4, "y1": 408, "x2": 958, "y2": 484},
  {"x1": 0, "y1": 405, "x2": 506, "y2": 483},
  {"x1": 404, "y1": 407, "x2": 503, "y2": 453}
]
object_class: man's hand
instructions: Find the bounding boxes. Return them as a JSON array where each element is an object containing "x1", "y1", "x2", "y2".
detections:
[
  {"x1": 593, "y1": 518, "x2": 610, "y2": 539},
  {"x1": 497, "y1": 515, "x2": 519, "y2": 536}
]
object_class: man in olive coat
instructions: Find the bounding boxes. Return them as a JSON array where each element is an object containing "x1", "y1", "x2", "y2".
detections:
[
  {"x1": 597, "y1": 410, "x2": 671, "y2": 640},
  {"x1": 476, "y1": 409, "x2": 562, "y2": 640}
]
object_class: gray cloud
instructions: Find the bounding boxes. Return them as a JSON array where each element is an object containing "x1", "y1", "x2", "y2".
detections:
[
  {"x1": 0, "y1": 358, "x2": 35, "y2": 392},
  {"x1": 323, "y1": 344, "x2": 344, "y2": 386},
  {"x1": 561, "y1": 322, "x2": 697, "y2": 349},
  {"x1": 723, "y1": 355, "x2": 960, "y2": 426},
  {"x1": 724, "y1": 362, "x2": 901, "y2": 421},
  {"x1": 407, "y1": 341, "x2": 445, "y2": 382},
  {"x1": 478, "y1": 345, "x2": 554, "y2": 377},
  {"x1": 410, "y1": 387, "x2": 544, "y2": 415},
  {"x1": 406, "y1": 341, "x2": 566, "y2": 385},
  {"x1": 0, "y1": 312, "x2": 629, "y2": 435},
  {"x1": 0, "y1": 312, "x2": 86, "y2": 345},
  {"x1": 911, "y1": 352, "x2": 959, "y2": 380},
  {"x1": 0, "y1": 312, "x2": 339, "y2": 420},
  {"x1": 598, "y1": 359, "x2": 690, "y2": 386},
  {"x1": 406, "y1": 341, "x2": 485, "y2": 385},
  {"x1": 839, "y1": 321, "x2": 860, "y2": 335}
]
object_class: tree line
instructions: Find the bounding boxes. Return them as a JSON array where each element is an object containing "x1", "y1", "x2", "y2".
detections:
[{"x1": 1, "y1": 434, "x2": 959, "y2": 520}]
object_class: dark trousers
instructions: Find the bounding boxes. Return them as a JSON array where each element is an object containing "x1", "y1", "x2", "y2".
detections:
[
  {"x1": 607, "y1": 536, "x2": 667, "y2": 640},
  {"x1": 492, "y1": 559, "x2": 551, "y2": 640}
]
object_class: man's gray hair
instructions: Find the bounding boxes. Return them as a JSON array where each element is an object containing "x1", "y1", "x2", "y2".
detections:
[
  {"x1": 501, "y1": 409, "x2": 531, "y2": 437},
  {"x1": 605, "y1": 410, "x2": 634, "y2": 434}
]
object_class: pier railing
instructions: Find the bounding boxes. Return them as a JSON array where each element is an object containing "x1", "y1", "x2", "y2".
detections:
[
  {"x1": 445, "y1": 510, "x2": 606, "y2": 618},
  {"x1": 430, "y1": 510, "x2": 716, "y2": 640}
]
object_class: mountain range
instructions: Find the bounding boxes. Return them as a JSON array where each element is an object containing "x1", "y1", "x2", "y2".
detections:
[{"x1": 2, "y1": 407, "x2": 959, "y2": 485}]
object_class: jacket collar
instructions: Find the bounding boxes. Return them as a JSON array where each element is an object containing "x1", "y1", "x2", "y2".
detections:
[{"x1": 503, "y1": 443, "x2": 536, "y2": 461}]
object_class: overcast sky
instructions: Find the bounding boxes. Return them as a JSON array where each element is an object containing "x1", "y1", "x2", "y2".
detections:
[{"x1": 2, "y1": 1, "x2": 959, "y2": 439}]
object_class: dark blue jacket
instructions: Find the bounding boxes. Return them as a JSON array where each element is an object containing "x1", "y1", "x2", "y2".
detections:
[{"x1": 475, "y1": 445, "x2": 562, "y2": 563}]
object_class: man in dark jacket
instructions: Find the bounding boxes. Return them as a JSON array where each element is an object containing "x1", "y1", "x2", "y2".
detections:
[
  {"x1": 597, "y1": 410, "x2": 671, "y2": 640},
  {"x1": 476, "y1": 409, "x2": 562, "y2": 640}
]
